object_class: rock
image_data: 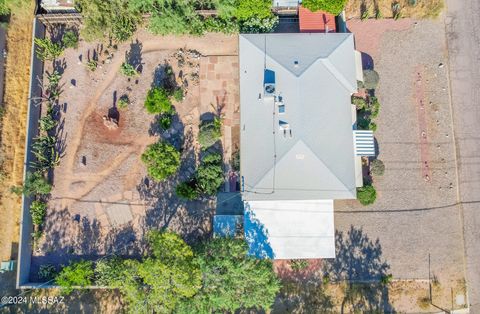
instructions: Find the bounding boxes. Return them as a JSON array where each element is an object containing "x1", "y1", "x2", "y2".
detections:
[{"x1": 103, "y1": 115, "x2": 119, "y2": 130}]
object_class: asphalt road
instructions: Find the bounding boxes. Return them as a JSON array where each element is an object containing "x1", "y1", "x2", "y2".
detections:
[{"x1": 445, "y1": 0, "x2": 480, "y2": 311}]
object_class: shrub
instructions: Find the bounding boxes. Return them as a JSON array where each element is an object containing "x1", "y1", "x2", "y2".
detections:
[
  {"x1": 86, "y1": 60, "x2": 97, "y2": 71},
  {"x1": 159, "y1": 115, "x2": 172, "y2": 130},
  {"x1": 56, "y1": 260, "x2": 94, "y2": 295},
  {"x1": 22, "y1": 171, "x2": 52, "y2": 196},
  {"x1": 369, "y1": 121, "x2": 377, "y2": 132},
  {"x1": 144, "y1": 87, "x2": 173, "y2": 115},
  {"x1": 363, "y1": 69, "x2": 380, "y2": 90},
  {"x1": 176, "y1": 181, "x2": 199, "y2": 200},
  {"x1": 95, "y1": 256, "x2": 124, "y2": 286},
  {"x1": 34, "y1": 38, "x2": 64, "y2": 61},
  {"x1": 290, "y1": 259, "x2": 309, "y2": 272},
  {"x1": 76, "y1": 0, "x2": 141, "y2": 42},
  {"x1": 120, "y1": 62, "x2": 138, "y2": 77},
  {"x1": 38, "y1": 264, "x2": 56, "y2": 280},
  {"x1": 62, "y1": 30, "x2": 79, "y2": 49},
  {"x1": 352, "y1": 96, "x2": 367, "y2": 110},
  {"x1": 173, "y1": 88, "x2": 184, "y2": 101},
  {"x1": 196, "y1": 153, "x2": 224, "y2": 196},
  {"x1": 380, "y1": 273, "x2": 393, "y2": 285},
  {"x1": 357, "y1": 184, "x2": 376, "y2": 206},
  {"x1": 240, "y1": 16, "x2": 279, "y2": 33},
  {"x1": 39, "y1": 115, "x2": 57, "y2": 132},
  {"x1": 370, "y1": 96, "x2": 380, "y2": 118},
  {"x1": 30, "y1": 200, "x2": 47, "y2": 226},
  {"x1": 117, "y1": 95, "x2": 129, "y2": 110},
  {"x1": 370, "y1": 159, "x2": 385, "y2": 176},
  {"x1": 141, "y1": 142, "x2": 180, "y2": 181},
  {"x1": 302, "y1": 0, "x2": 348, "y2": 15},
  {"x1": 198, "y1": 118, "x2": 222, "y2": 149}
]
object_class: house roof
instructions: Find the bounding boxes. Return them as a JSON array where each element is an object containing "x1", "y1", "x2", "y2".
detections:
[
  {"x1": 299, "y1": 6, "x2": 337, "y2": 33},
  {"x1": 239, "y1": 33, "x2": 358, "y2": 201},
  {"x1": 244, "y1": 200, "x2": 335, "y2": 259}
]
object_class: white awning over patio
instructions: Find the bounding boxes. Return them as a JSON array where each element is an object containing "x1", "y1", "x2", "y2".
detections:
[{"x1": 244, "y1": 200, "x2": 335, "y2": 259}]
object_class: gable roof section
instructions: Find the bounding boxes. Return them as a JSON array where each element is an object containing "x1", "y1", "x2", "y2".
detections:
[{"x1": 240, "y1": 33, "x2": 357, "y2": 201}]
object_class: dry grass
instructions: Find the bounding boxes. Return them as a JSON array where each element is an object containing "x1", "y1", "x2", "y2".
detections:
[
  {"x1": 0, "y1": 0, "x2": 34, "y2": 260},
  {"x1": 345, "y1": 0, "x2": 444, "y2": 19}
]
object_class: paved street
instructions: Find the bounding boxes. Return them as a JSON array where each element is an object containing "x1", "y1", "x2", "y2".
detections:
[{"x1": 445, "y1": 0, "x2": 480, "y2": 311}]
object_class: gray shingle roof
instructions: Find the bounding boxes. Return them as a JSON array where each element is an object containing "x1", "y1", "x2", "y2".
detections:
[{"x1": 240, "y1": 33, "x2": 358, "y2": 201}]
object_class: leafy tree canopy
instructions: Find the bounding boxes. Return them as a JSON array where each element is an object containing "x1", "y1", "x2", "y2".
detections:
[
  {"x1": 198, "y1": 117, "x2": 222, "y2": 148},
  {"x1": 55, "y1": 260, "x2": 94, "y2": 295},
  {"x1": 144, "y1": 87, "x2": 174, "y2": 114},
  {"x1": 141, "y1": 142, "x2": 180, "y2": 181},
  {"x1": 178, "y1": 238, "x2": 280, "y2": 313},
  {"x1": 22, "y1": 171, "x2": 52, "y2": 196},
  {"x1": 235, "y1": 0, "x2": 272, "y2": 20},
  {"x1": 106, "y1": 231, "x2": 201, "y2": 313},
  {"x1": 302, "y1": 0, "x2": 348, "y2": 15},
  {"x1": 76, "y1": 0, "x2": 141, "y2": 42}
]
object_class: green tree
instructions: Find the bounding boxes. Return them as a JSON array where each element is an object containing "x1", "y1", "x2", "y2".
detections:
[
  {"x1": 302, "y1": 0, "x2": 348, "y2": 15},
  {"x1": 144, "y1": 87, "x2": 174, "y2": 115},
  {"x1": 76, "y1": 0, "x2": 141, "y2": 42},
  {"x1": 107, "y1": 231, "x2": 201, "y2": 313},
  {"x1": 62, "y1": 30, "x2": 79, "y2": 49},
  {"x1": 95, "y1": 256, "x2": 124, "y2": 286},
  {"x1": 0, "y1": 0, "x2": 29, "y2": 15},
  {"x1": 56, "y1": 260, "x2": 94, "y2": 295},
  {"x1": 141, "y1": 142, "x2": 180, "y2": 181},
  {"x1": 30, "y1": 200, "x2": 47, "y2": 226},
  {"x1": 179, "y1": 238, "x2": 280, "y2": 313},
  {"x1": 196, "y1": 153, "x2": 224, "y2": 195},
  {"x1": 357, "y1": 184, "x2": 377, "y2": 205},
  {"x1": 34, "y1": 38, "x2": 64, "y2": 61},
  {"x1": 198, "y1": 117, "x2": 222, "y2": 148},
  {"x1": 235, "y1": 0, "x2": 272, "y2": 20},
  {"x1": 21, "y1": 171, "x2": 52, "y2": 196}
]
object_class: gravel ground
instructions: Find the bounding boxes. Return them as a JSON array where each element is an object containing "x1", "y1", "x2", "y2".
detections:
[{"x1": 336, "y1": 17, "x2": 466, "y2": 312}]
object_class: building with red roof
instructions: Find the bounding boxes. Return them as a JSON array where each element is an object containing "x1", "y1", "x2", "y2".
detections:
[{"x1": 299, "y1": 6, "x2": 337, "y2": 33}]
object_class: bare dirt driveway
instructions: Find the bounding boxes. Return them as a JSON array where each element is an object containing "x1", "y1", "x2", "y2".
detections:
[{"x1": 445, "y1": 0, "x2": 480, "y2": 311}]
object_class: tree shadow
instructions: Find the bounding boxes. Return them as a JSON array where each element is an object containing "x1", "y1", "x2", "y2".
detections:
[
  {"x1": 361, "y1": 52, "x2": 374, "y2": 70},
  {"x1": 151, "y1": 61, "x2": 178, "y2": 93},
  {"x1": 30, "y1": 206, "x2": 142, "y2": 282},
  {"x1": 126, "y1": 39, "x2": 143, "y2": 73},
  {"x1": 243, "y1": 202, "x2": 274, "y2": 259},
  {"x1": 323, "y1": 226, "x2": 394, "y2": 313}
]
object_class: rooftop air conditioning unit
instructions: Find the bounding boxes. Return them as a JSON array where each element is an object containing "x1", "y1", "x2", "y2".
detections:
[{"x1": 264, "y1": 83, "x2": 275, "y2": 97}]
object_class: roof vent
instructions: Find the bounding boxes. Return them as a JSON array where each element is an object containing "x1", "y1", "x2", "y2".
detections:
[
  {"x1": 279, "y1": 120, "x2": 290, "y2": 130},
  {"x1": 294, "y1": 60, "x2": 299, "y2": 68}
]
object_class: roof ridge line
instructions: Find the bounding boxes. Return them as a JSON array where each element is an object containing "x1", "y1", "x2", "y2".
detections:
[{"x1": 319, "y1": 58, "x2": 357, "y2": 92}]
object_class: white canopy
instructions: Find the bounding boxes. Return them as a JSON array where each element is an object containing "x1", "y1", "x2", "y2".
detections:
[{"x1": 244, "y1": 200, "x2": 335, "y2": 259}]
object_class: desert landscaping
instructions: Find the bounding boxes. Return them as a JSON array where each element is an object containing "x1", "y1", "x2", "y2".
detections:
[{"x1": 28, "y1": 29, "x2": 240, "y2": 281}]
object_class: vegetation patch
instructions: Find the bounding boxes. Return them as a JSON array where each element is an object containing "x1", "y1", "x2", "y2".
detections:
[
  {"x1": 357, "y1": 184, "x2": 377, "y2": 205},
  {"x1": 302, "y1": 0, "x2": 348, "y2": 15},
  {"x1": 56, "y1": 260, "x2": 95, "y2": 295},
  {"x1": 141, "y1": 142, "x2": 181, "y2": 181},
  {"x1": 198, "y1": 117, "x2": 222, "y2": 149},
  {"x1": 196, "y1": 153, "x2": 224, "y2": 196},
  {"x1": 144, "y1": 87, "x2": 174, "y2": 115}
]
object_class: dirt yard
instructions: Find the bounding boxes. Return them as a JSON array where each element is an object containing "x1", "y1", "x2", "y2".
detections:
[
  {"x1": 29, "y1": 30, "x2": 239, "y2": 281},
  {"x1": 345, "y1": 0, "x2": 444, "y2": 19}
]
